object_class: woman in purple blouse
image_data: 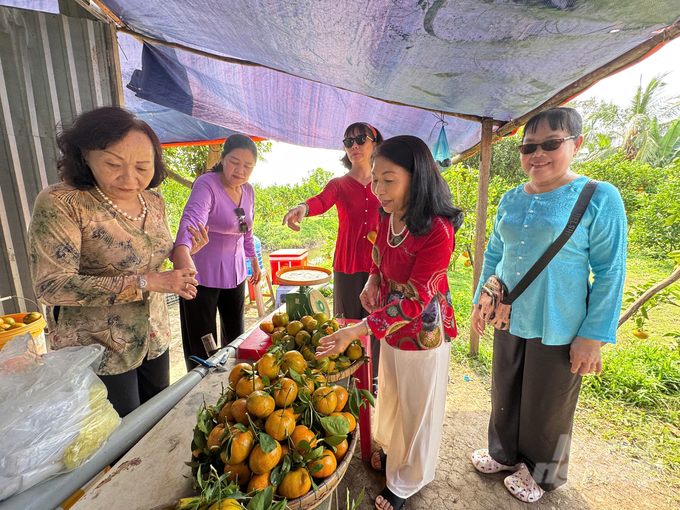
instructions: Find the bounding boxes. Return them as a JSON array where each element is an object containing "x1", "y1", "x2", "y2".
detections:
[{"x1": 173, "y1": 135, "x2": 262, "y2": 369}]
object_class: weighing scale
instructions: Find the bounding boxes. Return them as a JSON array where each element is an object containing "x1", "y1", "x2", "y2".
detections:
[{"x1": 275, "y1": 266, "x2": 332, "y2": 320}]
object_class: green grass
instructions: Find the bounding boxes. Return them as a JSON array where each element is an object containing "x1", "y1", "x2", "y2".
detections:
[{"x1": 449, "y1": 253, "x2": 680, "y2": 482}]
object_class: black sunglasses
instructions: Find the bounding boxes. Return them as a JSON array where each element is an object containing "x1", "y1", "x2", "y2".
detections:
[
  {"x1": 517, "y1": 136, "x2": 577, "y2": 155},
  {"x1": 234, "y1": 207, "x2": 248, "y2": 234},
  {"x1": 342, "y1": 134, "x2": 375, "y2": 148}
]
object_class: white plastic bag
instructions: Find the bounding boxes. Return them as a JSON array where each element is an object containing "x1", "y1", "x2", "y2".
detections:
[{"x1": 0, "y1": 333, "x2": 121, "y2": 501}]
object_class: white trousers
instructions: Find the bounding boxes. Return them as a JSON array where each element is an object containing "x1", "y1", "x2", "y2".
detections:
[{"x1": 373, "y1": 341, "x2": 451, "y2": 499}]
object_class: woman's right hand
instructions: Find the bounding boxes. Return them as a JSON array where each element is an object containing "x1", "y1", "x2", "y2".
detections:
[
  {"x1": 471, "y1": 306, "x2": 486, "y2": 336},
  {"x1": 282, "y1": 205, "x2": 306, "y2": 231},
  {"x1": 144, "y1": 269, "x2": 199, "y2": 300},
  {"x1": 360, "y1": 275, "x2": 381, "y2": 313}
]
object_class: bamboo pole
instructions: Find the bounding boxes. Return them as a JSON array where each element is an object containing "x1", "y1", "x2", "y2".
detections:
[
  {"x1": 469, "y1": 118, "x2": 493, "y2": 355},
  {"x1": 618, "y1": 266, "x2": 680, "y2": 328},
  {"x1": 451, "y1": 20, "x2": 680, "y2": 164}
]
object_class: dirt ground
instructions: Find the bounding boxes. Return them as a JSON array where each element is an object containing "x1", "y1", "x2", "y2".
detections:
[
  {"x1": 166, "y1": 302, "x2": 679, "y2": 510},
  {"x1": 337, "y1": 362, "x2": 679, "y2": 510}
]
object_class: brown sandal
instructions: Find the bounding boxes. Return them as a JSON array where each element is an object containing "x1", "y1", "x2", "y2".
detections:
[{"x1": 371, "y1": 448, "x2": 387, "y2": 472}]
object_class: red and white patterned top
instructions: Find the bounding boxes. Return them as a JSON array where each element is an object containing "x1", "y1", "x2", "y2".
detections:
[{"x1": 366, "y1": 215, "x2": 457, "y2": 350}]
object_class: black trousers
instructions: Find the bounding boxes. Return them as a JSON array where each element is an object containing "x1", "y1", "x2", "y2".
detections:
[
  {"x1": 98, "y1": 348, "x2": 170, "y2": 418},
  {"x1": 180, "y1": 282, "x2": 245, "y2": 371},
  {"x1": 333, "y1": 270, "x2": 380, "y2": 382},
  {"x1": 488, "y1": 328, "x2": 582, "y2": 491}
]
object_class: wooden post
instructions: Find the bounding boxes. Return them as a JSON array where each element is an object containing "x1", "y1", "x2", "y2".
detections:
[{"x1": 469, "y1": 118, "x2": 494, "y2": 355}]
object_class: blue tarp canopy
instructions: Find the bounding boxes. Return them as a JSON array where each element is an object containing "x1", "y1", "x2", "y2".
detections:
[
  {"x1": 0, "y1": 0, "x2": 237, "y2": 145},
  {"x1": 101, "y1": 0, "x2": 680, "y2": 153},
  {"x1": 3, "y1": 0, "x2": 679, "y2": 151}
]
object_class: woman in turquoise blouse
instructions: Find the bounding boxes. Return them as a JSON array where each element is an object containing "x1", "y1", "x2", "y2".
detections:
[{"x1": 469, "y1": 108, "x2": 627, "y2": 503}]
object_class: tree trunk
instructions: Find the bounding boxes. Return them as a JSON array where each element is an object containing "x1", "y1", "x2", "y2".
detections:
[
  {"x1": 167, "y1": 169, "x2": 193, "y2": 189},
  {"x1": 618, "y1": 266, "x2": 680, "y2": 328},
  {"x1": 469, "y1": 118, "x2": 494, "y2": 354}
]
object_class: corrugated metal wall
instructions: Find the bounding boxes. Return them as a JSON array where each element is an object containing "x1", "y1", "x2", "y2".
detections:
[{"x1": 0, "y1": 5, "x2": 121, "y2": 314}]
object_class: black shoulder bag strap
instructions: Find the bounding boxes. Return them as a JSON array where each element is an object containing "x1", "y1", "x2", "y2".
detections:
[{"x1": 502, "y1": 179, "x2": 599, "y2": 305}]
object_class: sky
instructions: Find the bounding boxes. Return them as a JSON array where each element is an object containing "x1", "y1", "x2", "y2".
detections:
[{"x1": 252, "y1": 38, "x2": 680, "y2": 188}]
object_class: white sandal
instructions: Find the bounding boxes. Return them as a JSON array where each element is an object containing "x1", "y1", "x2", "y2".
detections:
[
  {"x1": 470, "y1": 449, "x2": 521, "y2": 474},
  {"x1": 504, "y1": 465, "x2": 545, "y2": 503}
]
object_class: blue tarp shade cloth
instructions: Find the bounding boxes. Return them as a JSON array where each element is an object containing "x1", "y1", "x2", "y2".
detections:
[
  {"x1": 102, "y1": 0, "x2": 680, "y2": 152},
  {"x1": 117, "y1": 34, "x2": 237, "y2": 146}
]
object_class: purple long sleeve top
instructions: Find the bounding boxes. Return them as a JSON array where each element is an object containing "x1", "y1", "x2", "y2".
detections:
[{"x1": 174, "y1": 172, "x2": 256, "y2": 289}]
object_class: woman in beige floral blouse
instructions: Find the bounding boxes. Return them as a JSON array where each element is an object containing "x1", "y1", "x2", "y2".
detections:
[{"x1": 29, "y1": 107, "x2": 206, "y2": 417}]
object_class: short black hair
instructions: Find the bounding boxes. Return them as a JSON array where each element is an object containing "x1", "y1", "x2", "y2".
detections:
[
  {"x1": 373, "y1": 135, "x2": 463, "y2": 237},
  {"x1": 57, "y1": 106, "x2": 167, "y2": 190},
  {"x1": 210, "y1": 134, "x2": 258, "y2": 173},
  {"x1": 340, "y1": 122, "x2": 384, "y2": 170},
  {"x1": 523, "y1": 107, "x2": 582, "y2": 140}
]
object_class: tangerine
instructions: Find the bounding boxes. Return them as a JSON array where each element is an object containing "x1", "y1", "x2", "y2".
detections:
[
  {"x1": 218, "y1": 401, "x2": 235, "y2": 424},
  {"x1": 286, "y1": 320, "x2": 303, "y2": 336},
  {"x1": 236, "y1": 375, "x2": 264, "y2": 398},
  {"x1": 295, "y1": 330, "x2": 311, "y2": 347},
  {"x1": 207, "y1": 423, "x2": 225, "y2": 451},
  {"x1": 229, "y1": 363, "x2": 252, "y2": 388},
  {"x1": 341, "y1": 412, "x2": 356, "y2": 433},
  {"x1": 307, "y1": 449, "x2": 337, "y2": 479},
  {"x1": 312, "y1": 387, "x2": 337, "y2": 416},
  {"x1": 220, "y1": 426, "x2": 254, "y2": 464},
  {"x1": 291, "y1": 425, "x2": 317, "y2": 454},
  {"x1": 247, "y1": 471, "x2": 276, "y2": 494},
  {"x1": 305, "y1": 318, "x2": 318, "y2": 333},
  {"x1": 345, "y1": 341, "x2": 363, "y2": 361},
  {"x1": 257, "y1": 353, "x2": 280, "y2": 380},
  {"x1": 231, "y1": 398, "x2": 250, "y2": 425},
  {"x1": 277, "y1": 468, "x2": 312, "y2": 499},
  {"x1": 208, "y1": 499, "x2": 242, "y2": 510},
  {"x1": 273, "y1": 378, "x2": 298, "y2": 408},
  {"x1": 272, "y1": 312, "x2": 289, "y2": 328},
  {"x1": 223, "y1": 461, "x2": 251, "y2": 487},
  {"x1": 334, "y1": 438, "x2": 349, "y2": 463},
  {"x1": 264, "y1": 409, "x2": 296, "y2": 441},
  {"x1": 331, "y1": 385, "x2": 348, "y2": 413},
  {"x1": 249, "y1": 441, "x2": 282, "y2": 474},
  {"x1": 281, "y1": 351, "x2": 307, "y2": 376},
  {"x1": 246, "y1": 390, "x2": 275, "y2": 419},
  {"x1": 278, "y1": 443, "x2": 290, "y2": 466},
  {"x1": 259, "y1": 321, "x2": 274, "y2": 334}
]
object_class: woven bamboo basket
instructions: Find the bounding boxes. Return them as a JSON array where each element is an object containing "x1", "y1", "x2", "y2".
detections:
[
  {"x1": 0, "y1": 297, "x2": 46, "y2": 352},
  {"x1": 324, "y1": 359, "x2": 364, "y2": 383},
  {"x1": 285, "y1": 428, "x2": 358, "y2": 510}
]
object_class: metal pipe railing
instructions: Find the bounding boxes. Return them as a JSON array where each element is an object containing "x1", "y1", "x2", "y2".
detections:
[{"x1": 0, "y1": 339, "x2": 244, "y2": 510}]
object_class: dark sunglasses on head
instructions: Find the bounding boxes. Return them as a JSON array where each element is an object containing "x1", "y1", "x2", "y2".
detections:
[
  {"x1": 234, "y1": 207, "x2": 248, "y2": 234},
  {"x1": 517, "y1": 136, "x2": 577, "y2": 155},
  {"x1": 342, "y1": 134, "x2": 375, "y2": 148}
]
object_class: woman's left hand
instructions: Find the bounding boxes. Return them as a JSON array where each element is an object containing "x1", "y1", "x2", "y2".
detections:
[
  {"x1": 569, "y1": 336, "x2": 603, "y2": 376},
  {"x1": 188, "y1": 223, "x2": 209, "y2": 256},
  {"x1": 249, "y1": 261, "x2": 262, "y2": 286},
  {"x1": 315, "y1": 323, "x2": 365, "y2": 359}
]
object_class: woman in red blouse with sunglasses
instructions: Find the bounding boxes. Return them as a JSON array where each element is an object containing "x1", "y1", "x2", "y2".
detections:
[
  {"x1": 283, "y1": 122, "x2": 384, "y2": 387},
  {"x1": 316, "y1": 136, "x2": 463, "y2": 510}
]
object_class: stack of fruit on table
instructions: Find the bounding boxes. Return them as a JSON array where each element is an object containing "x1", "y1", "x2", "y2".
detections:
[
  {"x1": 0, "y1": 312, "x2": 42, "y2": 331},
  {"x1": 259, "y1": 312, "x2": 366, "y2": 381},
  {"x1": 180, "y1": 336, "x2": 374, "y2": 510}
]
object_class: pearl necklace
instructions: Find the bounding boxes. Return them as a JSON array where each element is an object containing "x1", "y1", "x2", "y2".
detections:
[
  {"x1": 387, "y1": 212, "x2": 409, "y2": 248},
  {"x1": 94, "y1": 185, "x2": 147, "y2": 221}
]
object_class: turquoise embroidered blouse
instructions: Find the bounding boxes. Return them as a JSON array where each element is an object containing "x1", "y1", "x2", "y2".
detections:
[{"x1": 473, "y1": 175, "x2": 627, "y2": 345}]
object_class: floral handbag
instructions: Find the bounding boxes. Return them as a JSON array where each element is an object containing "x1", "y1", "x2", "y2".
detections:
[
  {"x1": 478, "y1": 275, "x2": 511, "y2": 330},
  {"x1": 477, "y1": 179, "x2": 599, "y2": 331}
]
